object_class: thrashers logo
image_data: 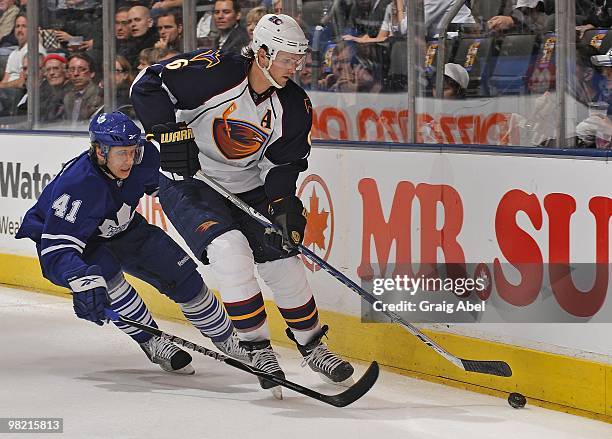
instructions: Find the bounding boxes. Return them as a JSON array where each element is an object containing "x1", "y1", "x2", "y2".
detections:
[
  {"x1": 297, "y1": 174, "x2": 334, "y2": 272},
  {"x1": 212, "y1": 103, "x2": 270, "y2": 160},
  {"x1": 196, "y1": 220, "x2": 219, "y2": 233}
]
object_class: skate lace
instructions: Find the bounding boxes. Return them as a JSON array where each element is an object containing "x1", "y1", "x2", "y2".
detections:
[
  {"x1": 147, "y1": 337, "x2": 179, "y2": 362},
  {"x1": 217, "y1": 334, "x2": 249, "y2": 360},
  {"x1": 251, "y1": 347, "x2": 282, "y2": 374},
  {"x1": 301, "y1": 344, "x2": 345, "y2": 375}
]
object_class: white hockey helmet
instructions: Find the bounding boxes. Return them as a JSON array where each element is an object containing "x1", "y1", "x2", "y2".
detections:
[{"x1": 251, "y1": 14, "x2": 309, "y2": 61}]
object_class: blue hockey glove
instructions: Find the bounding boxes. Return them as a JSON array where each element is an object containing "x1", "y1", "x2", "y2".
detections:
[
  {"x1": 64, "y1": 265, "x2": 110, "y2": 326},
  {"x1": 264, "y1": 196, "x2": 307, "y2": 252},
  {"x1": 147, "y1": 122, "x2": 200, "y2": 177}
]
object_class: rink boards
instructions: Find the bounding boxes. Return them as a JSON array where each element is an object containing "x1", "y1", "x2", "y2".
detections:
[{"x1": 0, "y1": 131, "x2": 611, "y2": 421}]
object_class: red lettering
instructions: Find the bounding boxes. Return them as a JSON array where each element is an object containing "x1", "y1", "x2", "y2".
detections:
[
  {"x1": 494, "y1": 190, "x2": 543, "y2": 306},
  {"x1": 357, "y1": 108, "x2": 385, "y2": 141},
  {"x1": 438, "y1": 116, "x2": 457, "y2": 144},
  {"x1": 357, "y1": 178, "x2": 416, "y2": 279},
  {"x1": 317, "y1": 107, "x2": 349, "y2": 140},
  {"x1": 416, "y1": 183, "x2": 466, "y2": 278},
  {"x1": 545, "y1": 194, "x2": 610, "y2": 317}
]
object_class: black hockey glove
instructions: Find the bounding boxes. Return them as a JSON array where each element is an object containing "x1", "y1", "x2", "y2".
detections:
[
  {"x1": 64, "y1": 265, "x2": 110, "y2": 326},
  {"x1": 147, "y1": 122, "x2": 200, "y2": 177},
  {"x1": 264, "y1": 196, "x2": 307, "y2": 252}
]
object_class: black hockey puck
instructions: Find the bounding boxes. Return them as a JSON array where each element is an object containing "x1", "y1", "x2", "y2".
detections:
[{"x1": 508, "y1": 392, "x2": 527, "y2": 409}]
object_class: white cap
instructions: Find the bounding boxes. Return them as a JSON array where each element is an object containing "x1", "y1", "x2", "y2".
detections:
[{"x1": 444, "y1": 63, "x2": 470, "y2": 89}]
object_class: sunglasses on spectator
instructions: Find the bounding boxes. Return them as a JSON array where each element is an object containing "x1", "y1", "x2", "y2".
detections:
[{"x1": 115, "y1": 68, "x2": 127, "y2": 73}]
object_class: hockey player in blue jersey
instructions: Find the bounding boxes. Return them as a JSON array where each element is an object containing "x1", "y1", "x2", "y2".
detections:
[
  {"x1": 16, "y1": 111, "x2": 248, "y2": 375},
  {"x1": 131, "y1": 14, "x2": 354, "y2": 398}
]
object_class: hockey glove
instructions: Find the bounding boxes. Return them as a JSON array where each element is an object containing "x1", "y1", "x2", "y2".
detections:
[
  {"x1": 64, "y1": 265, "x2": 110, "y2": 326},
  {"x1": 264, "y1": 196, "x2": 307, "y2": 252},
  {"x1": 147, "y1": 122, "x2": 200, "y2": 177}
]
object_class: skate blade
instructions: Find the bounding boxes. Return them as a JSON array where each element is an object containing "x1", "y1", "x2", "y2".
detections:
[
  {"x1": 318, "y1": 373, "x2": 354, "y2": 387},
  {"x1": 270, "y1": 386, "x2": 283, "y2": 400},
  {"x1": 163, "y1": 364, "x2": 195, "y2": 375}
]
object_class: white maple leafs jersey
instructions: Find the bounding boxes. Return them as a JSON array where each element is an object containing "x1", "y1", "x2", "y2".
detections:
[
  {"x1": 130, "y1": 50, "x2": 313, "y2": 200},
  {"x1": 16, "y1": 144, "x2": 159, "y2": 282}
]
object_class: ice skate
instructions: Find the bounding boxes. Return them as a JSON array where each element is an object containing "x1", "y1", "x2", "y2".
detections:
[
  {"x1": 241, "y1": 340, "x2": 285, "y2": 400},
  {"x1": 287, "y1": 325, "x2": 354, "y2": 385},
  {"x1": 213, "y1": 330, "x2": 251, "y2": 363},
  {"x1": 139, "y1": 336, "x2": 195, "y2": 375}
]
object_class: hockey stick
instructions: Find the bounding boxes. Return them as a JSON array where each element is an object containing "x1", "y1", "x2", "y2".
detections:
[
  {"x1": 104, "y1": 308, "x2": 379, "y2": 407},
  {"x1": 194, "y1": 170, "x2": 512, "y2": 378}
]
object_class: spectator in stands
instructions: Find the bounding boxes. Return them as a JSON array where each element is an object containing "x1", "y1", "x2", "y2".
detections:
[
  {"x1": 432, "y1": 63, "x2": 469, "y2": 98},
  {"x1": 154, "y1": 8, "x2": 183, "y2": 51},
  {"x1": 40, "y1": 53, "x2": 69, "y2": 122},
  {"x1": 345, "y1": 0, "x2": 392, "y2": 39},
  {"x1": 342, "y1": 0, "x2": 405, "y2": 43},
  {"x1": 63, "y1": 53, "x2": 102, "y2": 122},
  {"x1": 345, "y1": 0, "x2": 476, "y2": 42},
  {"x1": 0, "y1": 14, "x2": 46, "y2": 114},
  {"x1": 319, "y1": 41, "x2": 357, "y2": 91},
  {"x1": 423, "y1": 0, "x2": 475, "y2": 36},
  {"x1": 487, "y1": 0, "x2": 611, "y2": 36},
  {"x1": 137, "y1": 47, "x2": 159, "y2": 71},
  {"x1": 16, "y1": 53, "x2": 44, "y2": 114},
  {"x1": 115, "y1": 55, "x2": 134, "y2": 111},
  {"x1": 116, "y1": 6, "x2": 132, "y2": 42},
  {"x1": 246, "y1": 6, "x2": 266, "y2": 41},
  {"x1": 213, "y1": 0, "x2": 249, "y2": 54},
  {"x1": 0, "y1": 0, "x2": 19, "y2": 47},
  {"x1": 272, "y1": 0, "x2": 283, "y2": 14},
  {"x1": 126, "y1": 5, "x2": 158, "y2": 67},
  {"x1": 353, "y1": 55, "x2": 383, "y2": 92},
  {"x1": 573, "y1": 42, "x2": 601, "y2": 105},
  {"x1": 487, "y1": 0, "x2": 553, "y2": 34},
  {"x1": 299, "y1": 51, "x2": 316, "y2": 90}
]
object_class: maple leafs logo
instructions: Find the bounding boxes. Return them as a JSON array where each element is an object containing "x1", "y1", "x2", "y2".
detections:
[
  {"x1": 303, "y1": 187, "x2": 329, "y2": 250},
  {"x1": 297, "y1": 175, "x2": 334, "y2": 272},
  {"x1": 98, "y1": 203, "x2": 135, "y2": 238}
]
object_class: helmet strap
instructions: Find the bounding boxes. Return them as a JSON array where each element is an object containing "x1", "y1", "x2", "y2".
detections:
[
  {"x1": 91, "y1": 143, "x2": 124, "y2": 182},
  {"x1": 255, "y1": 53, "x2": 283, "y2": 89}
]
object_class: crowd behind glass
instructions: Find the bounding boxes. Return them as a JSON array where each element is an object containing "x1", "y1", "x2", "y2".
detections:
[{"x1": 0, "y1": 0, "x2": 611, "y2": 148}]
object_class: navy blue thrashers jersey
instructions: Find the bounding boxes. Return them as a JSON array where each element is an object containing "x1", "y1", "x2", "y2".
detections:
[{"x1": 130, "y1": 50, "x2": 313, "y2": 200}]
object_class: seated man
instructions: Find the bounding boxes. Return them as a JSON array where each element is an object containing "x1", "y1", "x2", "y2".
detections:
[
  {"x1": 63, "y1": 53, "x2": 102, "y2": 123},
  {"x1": 0, "y1": 0, "x2": 19, "y2": 46},
  {"x1": 40, "y1": 53, "x2": 70, "y2": 122},
  {"x1": 16, "y1": 111, "x2": 248, "y2": 374},
  {"x1": 0, "y1": 14, "x2": 46, "y2": 115}
]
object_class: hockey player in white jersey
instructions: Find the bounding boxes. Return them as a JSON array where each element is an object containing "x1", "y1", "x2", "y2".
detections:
[
  {"x1": 16, "y1": 111, "x2": 249, "y2": 375},
  {"x1": 131, "y1": 14, "x2": 355, "y2": 397}
]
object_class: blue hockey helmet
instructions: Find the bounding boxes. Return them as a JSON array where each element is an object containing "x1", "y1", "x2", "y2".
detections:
[{"x1": 89, "y1": 111, "x2": 144, "y2": 164}]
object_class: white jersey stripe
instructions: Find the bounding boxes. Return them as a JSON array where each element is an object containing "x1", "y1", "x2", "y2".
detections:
[
  {"x1": 41, "y1": 234, "x2": 86, "y2": 248},
  {"x1": 40, "y1": 244, "x2": 84, "y2": 256}
]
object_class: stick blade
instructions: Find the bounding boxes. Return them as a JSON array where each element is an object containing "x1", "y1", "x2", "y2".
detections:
[
  {"x1": 460, "y1": 359, "x2": 512, "y2": 377},
  {"x1": 322, "y1": 361, "x2": 380, "y2": 407}
]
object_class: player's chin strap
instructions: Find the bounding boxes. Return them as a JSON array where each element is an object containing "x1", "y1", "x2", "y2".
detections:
[
  {"x1": 255, "y1": 55, "x2": 283, "y2": 89},
  {"x1": 99, "y1": 164, "x2": 123, "y2": 182},
  {"x1": 89, "y1": 144, "x2": 124, "y2": 182}
]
